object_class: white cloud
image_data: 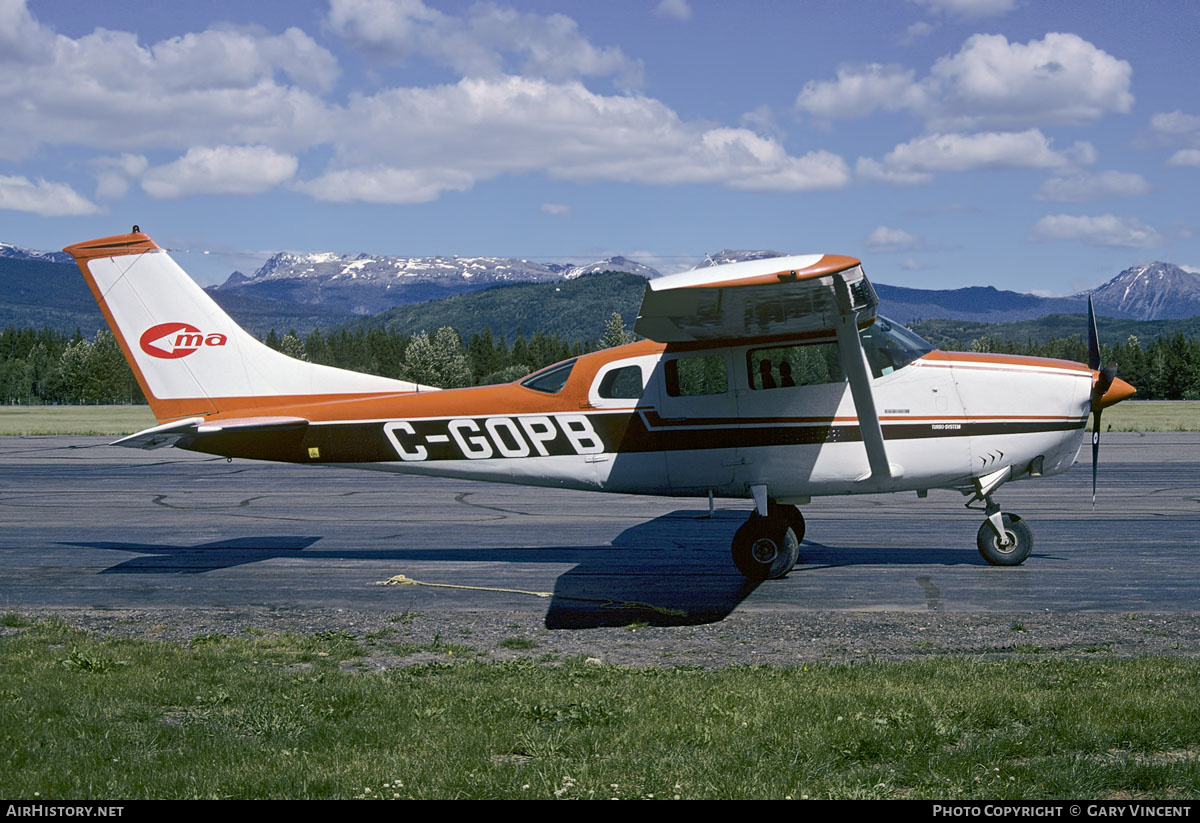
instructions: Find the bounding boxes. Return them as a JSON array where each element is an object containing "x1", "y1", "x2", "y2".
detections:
[
  {"x1": 654, "y1": 0, "x2": 692, "y2": 21},
  {"x1": 142, "y1": 145, "x2": 299, "y2": 198},
  {"x1": 926, "y1": 33, "x2": 1133, "y2": 130},
  {"x1": 541, "y1": 202, "x2": 570, "y2": 216},
  {"x1": 0, "y1": 174, "x2": 102, "y2": 216},
  {"x1": 327, "y1": 0, "x2": 643, "y2": 87},
  {"x1": 858, "y1": 129, "x2": 1088, "y2": 184},
  {"x1": 315, "y1": 77, "x2": 851, "y2": 199},
  {"x1": 0, "y1": 2, "x2": 849, "y2": 206},
  {"x1": 1150, "y1": 110, "x2": 1200, "y2": 137},
  {"x1": 796, "y1": 63, "x2": 924, "y2": 120},
  {"x1": 898, "y1": 21, "x2": 936, "y2": 46},
  {"x1": 1167, "y1": 149, "x2": 1200, "y2": 167},
  {"x1": 1031, "y1": 214, "x2": 1162, "y2": 248},
  {"x1": 798, "y1": 33, "x2": 1133, "y2": 131},
  {"x1": 866, "y1": 226, "x2": 920, "y2": 253},
  {"x1": 91, "y1": 153, "x2": 149, "y2": 200},
  {"x1": 296, "y1": 166, "x2": 475, "y2": 204},
  {"x1": 0, "y1": 8, "x2": 338, "y2": 161},
  {"x1": 911, "y1": 0, "x2": 1016, "y2": 17},
  {"x1": 1034, "y1": 170, "x2": 1151, "y2": 202}
]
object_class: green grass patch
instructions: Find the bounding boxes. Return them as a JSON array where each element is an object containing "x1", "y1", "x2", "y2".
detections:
[
  {"x1": 1, "y1": 619, "x2": 1197, "y2": 799},
  {"x1": 1085, "y1": 400, "x2": 1200, "y2": 432},
  {"x1": 0, "y1": 405, "x2": 154, "y2": 435}
]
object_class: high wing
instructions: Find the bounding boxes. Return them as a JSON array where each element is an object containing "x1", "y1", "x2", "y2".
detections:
[
  {"x1": 634, "y1": 254, "x2": 876, "y2": 343},
  {"x1": 635, "y1": 253, "x2": 894, "y2": 484}
]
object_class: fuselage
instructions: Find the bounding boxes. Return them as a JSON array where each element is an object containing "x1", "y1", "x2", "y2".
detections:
[{"x1": 176, "y1": 320, "x2": 1101, "y2": 502}]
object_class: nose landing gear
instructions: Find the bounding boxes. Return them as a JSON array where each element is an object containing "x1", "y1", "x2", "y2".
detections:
[{"x1": 967, "y1": 467, "x2": 1033, "y2": 565}]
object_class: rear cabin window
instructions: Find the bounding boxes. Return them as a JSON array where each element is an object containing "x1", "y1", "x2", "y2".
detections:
[
  {"x1": 597, "y1": 365, "x2": 644, "y2": 399},
  {"x1": 520, "y1": 358, "x2": 576, "y2": 394},
  {"x1": 664, "y1": 354, "x2": 728, "y2": 397},
  {"x1": 748, "y1": 342, "x2": 844, "y2": 390}
]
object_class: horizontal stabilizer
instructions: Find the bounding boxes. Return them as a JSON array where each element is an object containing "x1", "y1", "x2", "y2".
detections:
[{"x1": 113, "y1": 416, "x2": 309, "y2": 449}]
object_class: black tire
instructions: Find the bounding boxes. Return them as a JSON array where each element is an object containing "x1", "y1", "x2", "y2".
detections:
[
  {"x1": 732, "y1": 519, "x2": 800, "y2": 580},
  {"x1": 766, "y1": 502, "x2": 806, "y2": 544},
  {"x1": 976, "y1": 513, "x2": 1033, "y2": 566}
]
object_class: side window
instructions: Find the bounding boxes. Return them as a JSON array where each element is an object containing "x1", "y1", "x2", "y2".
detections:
[
  {"x1": 664, "y1": 354, "x2": 728, "y2": 397},
  {"x1": 748, "y1": 342, "x2": 845, "y2": 390},
  {"x1": 597, "y1": 365, "x2": 644, "y2": 399},
  {"x1": 520, "y1": 358, "x2": 576, "y2": 393}
]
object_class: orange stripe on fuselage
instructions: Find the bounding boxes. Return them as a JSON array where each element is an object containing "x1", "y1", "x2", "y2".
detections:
[
  {"x1": 920, "y1": 350, "x2": 1092, "y2": 373},
  {"x1": 155, "y1": 339, "x2": 669, "y2": 424}
]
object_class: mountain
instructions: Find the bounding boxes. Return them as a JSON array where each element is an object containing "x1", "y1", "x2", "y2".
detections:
[
  {"x1": 356, "y1": 272, "x2": 649, "y2": 343},
  {"x1": 0, "y1": 256, "x2": 356, "y2": 336},
  {"x1": 211, "y1": 250, "x2": 662, "y2": 316},
  {"x1": 1080, "y1": 262, "x2": 1200, "y2": 320},
  {"x1": 0, "y1": 242, "x2": 73, "y2": 265},
  {"x1": 873, "y1": 284, "x2": 1089, "y2": 323}
]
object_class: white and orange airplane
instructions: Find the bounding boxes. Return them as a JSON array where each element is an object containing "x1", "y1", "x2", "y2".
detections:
[{"x1": 66, "y1": 228, "x2": 1135, "y2": 580}]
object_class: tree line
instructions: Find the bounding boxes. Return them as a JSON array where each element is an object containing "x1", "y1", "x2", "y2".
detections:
[
  {"x1": 0, "y1": 316, "x2": 633, "y2": 405},
  {"x1": 2, "y1": 318, "x2": 1197, "y2": 405}
]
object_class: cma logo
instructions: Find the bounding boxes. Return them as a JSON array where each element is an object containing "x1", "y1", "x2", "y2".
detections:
[{"x1": 139, "y1": 323, "x2": 228, "y2": 359}]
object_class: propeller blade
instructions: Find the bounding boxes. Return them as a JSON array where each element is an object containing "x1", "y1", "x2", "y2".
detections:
[
  {"x1": 1087, "y1": 296, "x2": 1101, "y2": 371},
  {"x1": 1091, "y1": 409, "x2": 1102, "y2": 509}
]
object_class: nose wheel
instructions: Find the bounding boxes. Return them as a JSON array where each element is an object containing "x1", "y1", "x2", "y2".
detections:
[{"x1": 976, "y1": 511, "x2": 1033, "y2": 566}]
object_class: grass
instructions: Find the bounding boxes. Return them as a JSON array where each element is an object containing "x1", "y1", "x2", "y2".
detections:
[
  {"x1": 0, "y1": 405, "x2": 155, "y2": 435},
  {"x1": 2, "y1": 401, "x2": 1197, "y2": 435},
  {"x1": 1085, "y1": 400, "x2": 1200, "y2": 432},
  {"x1": 1, "y1": 618, "x2": 1197, "y2": 800}
]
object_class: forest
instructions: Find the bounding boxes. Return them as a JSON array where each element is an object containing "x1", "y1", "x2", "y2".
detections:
[{"x1": 1, "y1": 316, "x2": 1197, "y2": 405}]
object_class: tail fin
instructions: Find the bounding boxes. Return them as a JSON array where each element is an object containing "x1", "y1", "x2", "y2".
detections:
[{"x1": 65, "y1": 230, "x2": 435, "y2": 422}]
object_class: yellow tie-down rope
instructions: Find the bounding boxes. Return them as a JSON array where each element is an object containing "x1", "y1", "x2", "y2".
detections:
[{"x1": 375, "y1": 574, "x2": 687, "y2": 618}]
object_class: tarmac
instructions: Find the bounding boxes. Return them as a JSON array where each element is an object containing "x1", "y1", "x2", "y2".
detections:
[{"x1": 1, "y1": 432, "x2": 1196, "y2": 632}]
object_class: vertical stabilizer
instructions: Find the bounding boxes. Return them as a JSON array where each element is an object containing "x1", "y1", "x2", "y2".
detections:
[{"x1": 65, "y1": 231, "x2": 436, "y2": 422}]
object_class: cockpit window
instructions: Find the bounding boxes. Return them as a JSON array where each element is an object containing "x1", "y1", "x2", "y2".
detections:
[
  {"x1": 747, "y1": 316, "x2": 933, "y2": 389},
  {"x1": 520, "y1": 358, "x2": 576, "y2": 393},
  {"x1": 859, "y1": 316, "x2": 933, "y2": 378}
]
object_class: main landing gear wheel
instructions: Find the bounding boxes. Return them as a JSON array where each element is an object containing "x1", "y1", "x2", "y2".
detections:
[
  {"x1": 732, "y1": 518, "x2": 800, "y2": 580},
  {"x1": 976, "y1": 513, "x2": 1033, "y2": 566},
  {"x1": 767, "y1": 502, "x2": 806, "y2": 544}
]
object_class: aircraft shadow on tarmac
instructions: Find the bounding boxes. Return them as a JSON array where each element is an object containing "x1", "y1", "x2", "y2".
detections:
[{"x1": 64, "y1": 510, "x2": 991, "y2": 629}]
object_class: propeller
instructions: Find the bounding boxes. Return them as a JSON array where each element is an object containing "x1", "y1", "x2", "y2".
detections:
[{"x1": 1087, "y1": 297, "x2": 1118, "y2": 508}]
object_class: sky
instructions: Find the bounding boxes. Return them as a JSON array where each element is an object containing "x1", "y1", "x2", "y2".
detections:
[{"x1": 1, "y1": 0, "x2": 1197, "y2": 293}]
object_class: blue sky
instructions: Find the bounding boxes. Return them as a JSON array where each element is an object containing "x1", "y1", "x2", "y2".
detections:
[{"x1": 1, "y1": 0, "x2": 1197, "y2": 293}]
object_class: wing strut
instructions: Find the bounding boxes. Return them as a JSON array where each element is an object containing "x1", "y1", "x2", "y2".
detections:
[{"x1": 832, "y1": 275, "x2": 893, "y2": 483}]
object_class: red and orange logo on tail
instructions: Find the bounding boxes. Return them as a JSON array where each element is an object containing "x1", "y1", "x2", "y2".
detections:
[{"x1": 139, "y1": 323, "x2": 228, "y2": 359}]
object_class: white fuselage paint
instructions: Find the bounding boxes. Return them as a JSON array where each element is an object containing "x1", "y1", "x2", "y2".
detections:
[{"x1": 327, "y1": 349, "x2": 1092, "y2": 501}]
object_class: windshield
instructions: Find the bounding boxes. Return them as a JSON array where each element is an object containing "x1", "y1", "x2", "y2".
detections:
[{"x1": 858, "y1": 316, "x2": 934, "y2": 378}]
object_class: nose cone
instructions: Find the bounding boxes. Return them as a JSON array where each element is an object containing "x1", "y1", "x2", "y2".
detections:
[{"x1": 1095, "y1": 375, "x2": 1136, "y2": 410}]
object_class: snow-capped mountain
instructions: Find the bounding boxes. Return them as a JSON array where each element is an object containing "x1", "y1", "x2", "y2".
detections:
[
  {"x1": 214, "y1": 250, "x2": 662, "y2": 315},
  {"x1": 0, "y1": 242, "x2": 72, "y2": 265},
  {"x1": 1079, "y1": 262, "x2": 1200, "y2": 320},
  {"x1": 695, "y1": 249, "x2": 787, "y2": 267},
  {"x1": 563, "y1": 255, "x2": 660, "y2": 279}
]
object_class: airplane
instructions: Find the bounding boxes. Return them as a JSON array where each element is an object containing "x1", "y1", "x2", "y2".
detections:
[{"x1": 65, "y1": 228, "x2": 1136, "y2": 580}]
